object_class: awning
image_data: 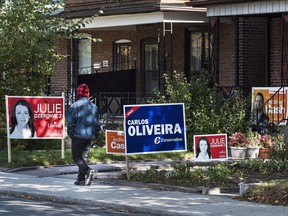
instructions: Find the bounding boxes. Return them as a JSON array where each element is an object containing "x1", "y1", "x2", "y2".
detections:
[{"x1": 81, "y1": 11, "x2": 207, "y2": 30}]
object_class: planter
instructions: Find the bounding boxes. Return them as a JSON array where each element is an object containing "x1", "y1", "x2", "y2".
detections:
[
  {"x1": 259, "y1": 148, "x2": 273, "y2": 159},
  {"x1": 246, "y1": 146, "x2": 260, "y2": 159},
  {"x1": 230, "y1": 147, "x2": 247, "y2": 159}
]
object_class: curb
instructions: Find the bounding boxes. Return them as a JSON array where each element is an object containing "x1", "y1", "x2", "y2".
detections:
[{"x1": 96, "y1": 179, "x2": 240, "y2": 197}]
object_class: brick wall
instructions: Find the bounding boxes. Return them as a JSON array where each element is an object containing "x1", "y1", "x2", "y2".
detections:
[
  {"x1": 219, "y1": 20, "x2": 236, "y2": 87},
  {"x1": 52, "y1": 23, "x2": 202, "y2": 94},
  {"x1": 85, "y1": 29, "x2": 137, "y2": 71},
  {"x1": 238, "y1": 17, "x2": 267, "y2": 87},
  {"x1": 51, "y1": 39, "x2": 69, "y2": 94},
  {"x1": 270, "y1": 18, "x2": 282, "y2": 86}
]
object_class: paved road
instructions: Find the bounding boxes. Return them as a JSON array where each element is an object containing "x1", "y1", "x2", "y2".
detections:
[{"x1": 0, "y1": 195, "x2": 152, "y2": 216}]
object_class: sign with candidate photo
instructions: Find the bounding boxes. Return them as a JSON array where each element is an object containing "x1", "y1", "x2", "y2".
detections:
[
  {"x1": 124, "y1": 103, "x2": 187, "y2": 155},
  {"x1": 194, "y1": 134, "x2": 228, "y2": 162},
  {"x1": 251, "y1": 87, "x2": 287, "y2": 125},
  {"x1": 6, "y1": 96, "x2": 64, "y2": 139}
]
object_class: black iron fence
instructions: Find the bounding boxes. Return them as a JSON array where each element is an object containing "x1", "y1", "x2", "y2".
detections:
[
  {"x1": 57, "y1": 86, "x2": 287, "y2": 133},
  {"x1": 91, "y1": 92, "x2": 154, "y2": 122}
]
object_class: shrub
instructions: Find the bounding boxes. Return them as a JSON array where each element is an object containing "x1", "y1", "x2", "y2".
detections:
[{"x1": 151, "y1": 71, "x2": 251, "y2": 151}]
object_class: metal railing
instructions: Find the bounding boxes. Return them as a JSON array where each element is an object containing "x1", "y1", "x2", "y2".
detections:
[
  {"x1": 78, "y1": 60, "x2": 136, "y2": 74},
  {"x1": 90, "y1": 92, "x2": 154, "y2": 126}
]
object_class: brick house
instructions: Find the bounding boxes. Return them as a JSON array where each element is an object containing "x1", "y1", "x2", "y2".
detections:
[
  {"x1": 186, "y1": 0, "x2": 288, "y2": 92},
  {"x1": 52, "y1": 0, "x2": 208, "y2": 111}
]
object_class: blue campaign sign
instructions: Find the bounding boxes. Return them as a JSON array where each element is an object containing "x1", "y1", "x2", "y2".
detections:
[{"x1": 124, "y1": 103, "x2": 187, "y2": 155}]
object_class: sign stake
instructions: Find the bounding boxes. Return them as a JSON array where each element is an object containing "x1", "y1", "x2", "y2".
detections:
[
  {"x1": 126, "y1": 155, "x2": 130, "y2": 180},
  {"x1": 7, "y1": 139, "x2": 11, "y2": 163}
]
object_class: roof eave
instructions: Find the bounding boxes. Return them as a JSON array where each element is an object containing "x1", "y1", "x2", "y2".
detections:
[{"x1": 186, "y1": 0, "x2": 263, "y2": 7}]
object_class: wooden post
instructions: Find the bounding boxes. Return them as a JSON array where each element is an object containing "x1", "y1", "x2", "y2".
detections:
[
  {"x1": 126, "y1": 155, "x2": 130, "y2": 180},
  {"x1": 61, "y1": 92, "x2": 65, "y2": 159},
  {"x1": 7, "y1": 139, "x2": 11, "y2": 163},
  {"x1": 61, "y1": 138, "x2": 65, "y2": 159}
]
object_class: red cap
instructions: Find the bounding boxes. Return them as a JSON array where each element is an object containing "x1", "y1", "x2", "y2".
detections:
[{"x1": 76, "y1": 83, "x2": 90, "y2": 98}]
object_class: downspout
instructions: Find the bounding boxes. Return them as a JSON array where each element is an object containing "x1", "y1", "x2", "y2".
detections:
[
  {"x1": 170, "y1": 22, "x2": 173, "y2": 77},
  {"x1": 70, "y1": 38, "x2": 78, "y2": 103},
  {"x1": 208, "y1": 17, "x2": 211, "y2": 75},
  {"x1": 216, "y1": 17, "x2": 220, "y2": 84},
  {"x1": 266, "y1": 17, "x2": 270, "y2": 86},
  {"x1": 158, "y1": 23, "x2": 161, "y2": 94},
  {"x1": 70, "y1": 38, "x2": 74, "y2": 100},
  {"x1": 235, "y1": 17, "x2": 239, "y2": 87},
  {"x1": 281, "y1": 13, "x2": 284, "y2": 87}
]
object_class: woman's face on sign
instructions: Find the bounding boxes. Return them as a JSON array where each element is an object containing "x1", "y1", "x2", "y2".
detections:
[
  {"x1": 199, "y1": 140, "x2": 208, "y2": 152},
  {"x1": 15, "y1": 104, "x2": 30, "y2": 127}
]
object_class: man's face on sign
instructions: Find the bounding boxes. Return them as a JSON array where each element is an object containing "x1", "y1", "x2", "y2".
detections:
[{"x1": 255, "y1": 95, "x2": 264, "y2": 111}]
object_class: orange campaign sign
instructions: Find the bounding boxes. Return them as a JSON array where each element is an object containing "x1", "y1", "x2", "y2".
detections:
[
  {"x1": 106, "y1": 130, "x2": 125, "y2": 154},
  {"x1": 251, "y1": 87, "x2": 287, "y2": 125}
]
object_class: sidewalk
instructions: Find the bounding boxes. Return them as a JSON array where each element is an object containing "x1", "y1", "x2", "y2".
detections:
[{"x1": 0, "y1": 162, "x2": 288, "y2": 216}]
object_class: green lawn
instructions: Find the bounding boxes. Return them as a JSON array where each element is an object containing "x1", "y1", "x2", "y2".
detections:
[{"x1": 0, "y1": 147, "x2": 190, "y2": 168}]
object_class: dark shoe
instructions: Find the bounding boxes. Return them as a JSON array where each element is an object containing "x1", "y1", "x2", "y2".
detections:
[
  {"x1": 74, "y1": 179, "x2": 85, "y2": 186},
  {"x1": 85, "y1": 169, "x2": 93, "y2": 186}
]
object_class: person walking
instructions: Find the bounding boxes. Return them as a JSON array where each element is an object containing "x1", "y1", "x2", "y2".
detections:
[{"x1": 66, "y1": 83, "x2": 100, "y2": 186}]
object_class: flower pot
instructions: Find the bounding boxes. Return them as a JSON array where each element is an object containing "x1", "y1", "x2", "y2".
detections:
[
  {"x1": 259, "y1": 148, "x2": 273, "y2": 159},
  {"x1": 230, "y1": 147, "x2": 247, "y2": 159},
  {"x1": 246, "y1": 146, "x2": 260, "y2": 159}
]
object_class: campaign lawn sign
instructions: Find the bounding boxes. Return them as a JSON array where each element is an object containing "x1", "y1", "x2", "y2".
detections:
[
  {"x1": 5, "y1": 95, "x2": 65, "y2": 162},
  {"x1": 124, "y1": 103, "x2": 186, "y2": 155},
  {"x1": 194, "y1": 134, "x2": 228, "y2": 162},
  {"x1": 106, "y1": 130, "x2": 125, "y2": 154},
  {"x1": 6, "y1": 96, "x2": 64, "y2": 139},
  {"x1": 251, "y1": 87, "x2": 287, "y2": 125}
]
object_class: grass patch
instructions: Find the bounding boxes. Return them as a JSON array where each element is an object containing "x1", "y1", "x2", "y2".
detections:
[
  {"x1": 243, "y1": 180, "x2": 288, "y2": 205},
  {"x1": 0, "y1": 149, "x2": 73, "y2": 168},
  {"x1": 0, "y1": 147, "x2": 191, "y2": 168}
]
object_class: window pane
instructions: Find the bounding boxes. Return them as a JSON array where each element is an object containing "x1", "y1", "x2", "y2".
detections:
[
  {"x1": 190, "y1": 33, "x2": 202, "y2": 72},
  {"x1": 189, "y1": 31, "x2": 209, "y2": 73},
  {"x1": 145, "y1": 44, "x2": 158, "y2": 72},
  {"x1": 114, "y1": 41, "x2": 131, "y2": 71},
  {"x1": 78, "y1": 39, "x2": 91, "y2": 74}
]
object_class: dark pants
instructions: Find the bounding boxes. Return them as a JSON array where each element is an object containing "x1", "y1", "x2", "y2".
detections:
[{"x1": 71, "y1": 137, "x2": 93, "y2": 181}]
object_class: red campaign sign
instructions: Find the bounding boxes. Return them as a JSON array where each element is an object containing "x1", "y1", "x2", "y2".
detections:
[
  {"x1": 194, "y1": 134, "x2": 228, "y2": 162},
  {"x1": 6, "y1": 96, "x2": 64, "y2": 139}
]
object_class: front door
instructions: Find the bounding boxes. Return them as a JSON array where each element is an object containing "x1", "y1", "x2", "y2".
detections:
[{"x1": 142, "y1": 38, "x2": 159, "y2": 95}]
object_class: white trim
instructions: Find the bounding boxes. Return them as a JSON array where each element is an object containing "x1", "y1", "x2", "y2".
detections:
[
  {"x1": 81, "y1": 11, "x2": 207, "y2": 29},
  {"x1": 115, "y1": 39, "x2": 132, "y2": 43},
  {"x1": 207, "y1": 0, "x2": 288, "y2": 17}
]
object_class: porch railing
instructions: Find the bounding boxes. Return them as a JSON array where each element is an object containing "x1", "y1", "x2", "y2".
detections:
[
  {"x1": 78, "y1": 60, "x2": 136, "y2": 74},
  {"x1": 90, "y1": 92, "x2": 154, "y2": 124}
]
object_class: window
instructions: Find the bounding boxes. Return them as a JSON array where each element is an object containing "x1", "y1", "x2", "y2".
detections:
[
  {"x1": 114, "y1": 39, "x2": 132, "y2": 71},
  {"x1": 189, "y1": 32, "x2": 209, "y2": 73},
  {"x1": 144, "y1": 44, "x2": 158, "y2": 80}
]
